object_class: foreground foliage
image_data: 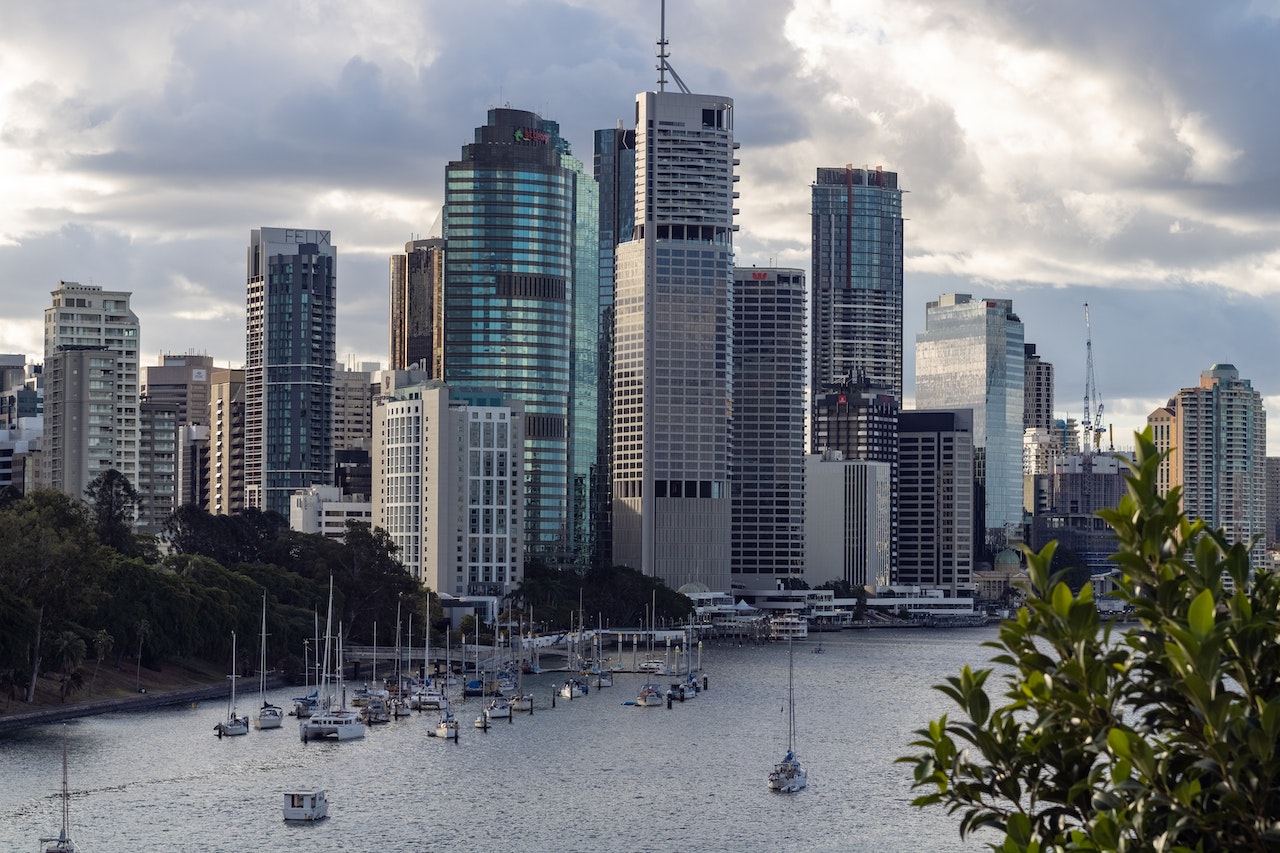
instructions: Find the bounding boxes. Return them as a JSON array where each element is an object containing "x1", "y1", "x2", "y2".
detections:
[{"x1": 903, "y1": 429, "x2": 1280, "y2": 851}]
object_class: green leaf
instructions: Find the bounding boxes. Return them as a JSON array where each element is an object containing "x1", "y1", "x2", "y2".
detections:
[{"x1": 1188, "y1": 587, "x2": 1215, "y2": 640}]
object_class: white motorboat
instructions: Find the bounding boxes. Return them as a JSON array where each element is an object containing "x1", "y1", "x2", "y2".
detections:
[
  {"x1": 666, "y1": 679, "x2": 697, "y2": 702},
  {"x1": 214, "y1": 631, "x2": 249, "y2": 738},
  {"x1": 559, "y1": 677, "x2": 588, "y2": 699},
  {"x1": 256, "y1": 594, "x2": 284, "y2": 730},
  {"x1": 768, "y1": 635, "x2": 807, "y2": 793},
  {"x1": 484, "y1": 697, "x2": 512, "y2": 721},
  {"x1": 638, "y1": 658, "x2": 668, "y2": 674},
  {"x1": 435, "y1": 711, "x2": 459, "y2": 740},
  {"x1": 282, "y1": 789, "x2": 328, "y2": 822},
  {"x1": 40, "y1": 736, "x2": 78, "y2": 853},
  {"x1": 509, "y1": 692, "x2": 533, "y2": 713},
  {"x1": 635, "y1": 683, "x2": 664, "y2": 707},
  {"x1": 414, "y1": 686, "x2": 449, "y2": 711}
]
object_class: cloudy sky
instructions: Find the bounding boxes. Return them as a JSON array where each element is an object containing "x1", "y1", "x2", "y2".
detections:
[{"x1": 2, "y1": 0, "x2": 1278, "y2": 451}]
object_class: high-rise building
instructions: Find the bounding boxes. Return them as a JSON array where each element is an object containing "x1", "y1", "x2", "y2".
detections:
[
  {"x1": 443, "y1": 108, "x2": 598, "y2": 568},
  {"x1": 208, "y1": 368, "x2": 246, "y2": 515},
  {"x1": 810, "y1": 166, "x2": 904, "y2": 408},
  {"x1": 389, "y1": 238, "x2": 444, "y2": 373},
  {"x1": 142, "y1": 354, "x2": 213, "y2": 428},
  {"x1": 805, "y1": 450, "x2": 892, "y2": 589},
  {"x1": 611, "y1": 75, "x2": 738, "y2": 592},
  {"x1": 1023, "y1": 343, "x2": 1053, "y2": 432},
  {"x1": 1265, "y1": 457, "x2": 1280, "y2": 549},
  {"x1": 591, "y1": 124, "x2": 638, "y2": 570},
  {"x1": 373, "y1": 370, "x2": 524, "y2": 595},
  {"x1": 136, "y1": 400, "x2": 178, "y2": 536},
  {"x1": 333, "y1": 362, "x2": 374, "y2": 455},
  {"x1": 1148, "y1": 364, "x2": 1267, "y2": 571},
  {"x1": 915, "y1": 294, "x2": 1025, "y2": 552},
  {"x1": 732, "y1": 267, "x2": 807, "y2": 583},
  {"x1": 244, "y1": 228, "x2": 337, "y2": 518},
  {"x1": 42, "y1": 281, "x2": 140, "y2": 497},
  {"x1": 897, "y1": 410, "x2": 976, "y2": 593}
]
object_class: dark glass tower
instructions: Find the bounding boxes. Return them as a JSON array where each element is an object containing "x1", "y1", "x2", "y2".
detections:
[
  {"x1": 245, "y1": 228, "x2": 337, "y2": 517},
  {"x1": 591, "y1": 125, "x2": 636, "y2": 570},
  {"x1": 443, "y1": 108, "x2": 598, "y2": 568},
  {"x1": 810, "y1": 167, "x2": 904, "y2": 416}
]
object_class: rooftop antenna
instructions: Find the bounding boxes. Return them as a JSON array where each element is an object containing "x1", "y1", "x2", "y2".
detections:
[{"x1": 656, "y1": 0, "x2": 691, "y2": 94}]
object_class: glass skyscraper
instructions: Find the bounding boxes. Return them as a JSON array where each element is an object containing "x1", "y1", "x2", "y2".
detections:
[
  {"x1": 915, "y1": 293, "x2": 1025, "y2": 552},
  {"x1": 591, "y1": 125, "x2": 637, "y2": 570},
  {"x1": 811, "y1": 166, "x2": 904, "y2": 407},
  {"x1": 244, "y1": 228, "x2": 337, "y2": 518},
  {"x1": 443, "y1": 108, "x2": 598, "y2": 569}
]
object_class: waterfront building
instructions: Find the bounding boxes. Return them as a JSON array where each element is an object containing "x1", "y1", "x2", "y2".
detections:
[
  {"x1": 805, "y1": 450, "x2": 891, "y2": 589},
  {"x1": 897, "y1": 409, "x2": 975, "y2": 594},
  {"x1": 389, "y1": 238, "x2": 445, "y2": 374},
  {"x1": 1148, "y1": 364, "x2": 1267, "y2": 571},
  {"x1": 373, "y1": 371, "x2": 524, "y2": 594},
  {"x1": 42, "y1": 281, "x2": 140, "y2": 498},
  {"x1": 732, "y1": 267, "x2": 807, "y2": 584},
  {"x1": 208, "y1": 368, "x2": 246, "y2": 515},
  {"x1": 244, "y1": 228, "x2": 337, "y2": 517},
  {"x1": 915, "y1": 293, "x2": 1025, "y2": 552},
  {"x1": 443, "y1": 108, "x2": 597, "y2": 568},
  {"x1": 591, "y1": 123, "x2": 637, "y2": 570},
  {"x1": 810, "y1": 166, "x2": 904, "y2": 405},
  {"x1": 611, "y1": 64, "x2": 738, "y2": 592},
  {"x1": 289, "y1": 484, "x2": 372, "y2": 540}
]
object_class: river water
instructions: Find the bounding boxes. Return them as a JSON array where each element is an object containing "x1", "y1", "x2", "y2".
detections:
[{"x1": 1, "y1": 627, "x2": 1002, "y2": 852}]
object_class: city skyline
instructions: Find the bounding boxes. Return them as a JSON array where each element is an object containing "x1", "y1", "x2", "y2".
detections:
[{"x1": 2, "y1": 1, "x2": 1279, "y2": 451}]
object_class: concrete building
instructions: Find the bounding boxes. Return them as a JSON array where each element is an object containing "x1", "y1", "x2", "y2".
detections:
[
  {"x1": 1023, "y1": 343, "x2": 1053, "y2": 432},
  {"x1": 1148, "y1": 364, "x2": 1267, "y2": 571},
  {"x1": 142, "y1": 354, "x2": 212, "y2": 428},
  {"x1": 373, "y1": 371, "x2": 524, "y2": 596},
  {"x1": 290, "y1": 484, "x2": 372, "y2": 540},
  {"x1": 805, "y1": 450, "x2": 892, "y2": 589},
  {"x1": 810, "y1": 166, "x2": 905, "y2": 404},
  {"x1": 209, "y1": 368, "x2": 246, "y2": 515},
  {"x1": 245, "y1": 228, "x2": 336, "y2": 517},
  {"x1": 177, "y1": 424, "x2": 210, "y2": 510},
  {"x1": 732, "y1": 267, "x2": 807, "y2": 584},
  {"x1": 42, "y1": 281, "x2": 140, "y2": 497},
  {"x1": 915, "y1": 294, "x2": 1025, "y2": 552},
  {"x1": 611, "y1": 64, "x2": 738, "y2": 591},
  {"x1": 136, "y1": 400, "x2": 178, "y2": 536},
  {"x1": 897, "y1": 410, "x2": 976, "y2": 594},
  {"x1": 333, "y1": 362, "x2": 374, "y2": 454}
]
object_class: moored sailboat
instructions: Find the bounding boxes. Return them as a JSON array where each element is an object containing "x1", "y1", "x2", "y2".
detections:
[
  {"x1": 767, "y1": 635, "x2": 806, "y2": 792},
  {"x1": 256, "y1": 594, "x2": 284, "y2": 730},
  {"x1": 214, "y1": 631, "x2": 249, "y2": 738},
  {"x1": 39, "y1": 734, "x2": 78, "y2": 853}
]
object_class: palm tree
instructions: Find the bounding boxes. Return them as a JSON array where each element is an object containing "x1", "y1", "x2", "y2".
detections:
[
  {"x1": 134, "y1": 618, "x2": 150, "y2": 692},
  {"x1": 90, "y1": 629, "x2": 113, "y2": 695},
  {"x1": 50, "y1": 631, "x2": 86, "y2": 702}
]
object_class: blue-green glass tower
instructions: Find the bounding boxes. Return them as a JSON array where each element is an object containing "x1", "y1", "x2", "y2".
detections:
[{"x1": 443, "y1": 108, "x2": 598, "y2": 571}]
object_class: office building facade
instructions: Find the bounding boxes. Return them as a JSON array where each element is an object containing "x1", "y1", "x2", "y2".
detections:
[
  {"x1": 389, "y1": 238, "x2": 445, "y2": 374},
  {"x1": 915, "y1": 294, "x2": 1025, "y2": 551},
  {"x1": 244, "y1": 228, "x2": 337, "y2": 517},
  {"x1": 443, "y1": 108, "x2": 597, "y2": 568},
  {"x1": 611, "y1": 87, "x2": 738, "y2": 592},
  {"x1": 811, "y1": 166, "x2": 904, "y2": 406},
  {"x1": 732, "y1": 267, "x2": 807, "y2": 582},
  {"x1": 897, "y1": 410, "x2": 976, "y2": 593}
]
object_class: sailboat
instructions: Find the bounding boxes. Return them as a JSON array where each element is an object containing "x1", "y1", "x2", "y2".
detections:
[
  {"x1": 299, "y1": 579, "x2": 365, "y2": 742},
  {"x1": 40, "y1": 734, "x2": 77, "y2": 853},
  {"x1": 256, "y1": 594, "x2": 284, "y2": 730},
  {"x1": 767, "y1": 635, "x2": 806, "y2": 792},
  {"x1": 214, "y1": 631, "x2": 249, "y2": 738}
]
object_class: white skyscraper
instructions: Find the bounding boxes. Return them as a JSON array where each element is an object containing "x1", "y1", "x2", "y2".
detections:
[{"x1": 611, "y1": 47, "x2": 738, "y2": 592}]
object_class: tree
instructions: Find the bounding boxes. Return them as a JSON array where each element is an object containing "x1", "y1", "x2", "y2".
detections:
[
  {"x1": 902, "y1": 429, "x2": 1280, "y2": 851},
  {"x1": 85, "y1": 468, "x2": 140, "y2": 555},
  {"x1": 49, "y1": 630, "x2": 86, "y2": 702},
  {"x1": 89, "y1": 629, "x2": 113, "y2": 695}
]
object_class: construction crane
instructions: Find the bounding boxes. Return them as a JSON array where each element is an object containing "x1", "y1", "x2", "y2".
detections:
[{"x1": 1082, "y1": 303, "x2": 1107, "y2": 452}]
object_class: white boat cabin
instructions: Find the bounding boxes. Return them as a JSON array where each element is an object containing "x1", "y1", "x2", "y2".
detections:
[{"x1": 283, "y1": 789, "x2": 329, "y2": 821}]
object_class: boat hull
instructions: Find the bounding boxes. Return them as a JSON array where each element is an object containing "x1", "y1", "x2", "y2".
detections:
[{"x1": 299, "y1": 711, "x2": 366, "y2": 742}]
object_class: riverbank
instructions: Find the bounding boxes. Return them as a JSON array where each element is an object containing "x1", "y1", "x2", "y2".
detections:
[{"x1": 0, "y1": 660, "x2": 289, "y2": 735}]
